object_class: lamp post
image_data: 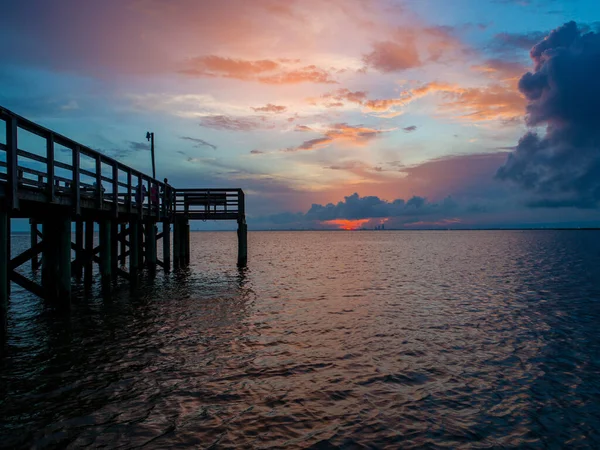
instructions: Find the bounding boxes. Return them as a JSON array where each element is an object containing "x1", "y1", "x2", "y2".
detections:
[{"x1": 146, "y1": 131, "x2": 155, "y2": 179}]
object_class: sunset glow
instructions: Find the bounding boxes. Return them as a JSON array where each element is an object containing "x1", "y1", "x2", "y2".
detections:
[
  {"x1": 2, "y1": 1, "x2": 600, "y2": 229},
  {"x1": 324, "y1": 219, "x2": 373, "y2": 231}
]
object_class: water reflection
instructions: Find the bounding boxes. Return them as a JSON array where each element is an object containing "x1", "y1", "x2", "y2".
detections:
[{"x1": 2, "y1": 231, "x2": 600, "y2": 448}]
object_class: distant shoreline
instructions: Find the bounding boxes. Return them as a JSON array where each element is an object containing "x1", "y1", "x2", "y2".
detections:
[{"x1": 9, "y1": 228, "x2": 600, "y2": 235}]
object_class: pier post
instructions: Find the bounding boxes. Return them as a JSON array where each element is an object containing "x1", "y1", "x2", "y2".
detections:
[
  {"x1": 30, "y1": 219, "x2": 40, "y2": 270},
  {"x1": 0, "y1": 208, "x2": 9, "y2": 319},
  {"x1": 173, "y1": 218, "x2": 181, "y2": 268},
  {"x1": 184, "y1": 220, "x2": 190, "y2": 264},
  {"x1": 138, "y1": 223, "x2": 145, "y2": 268},
  {"x1": 111, "y1": 221, "x2": 119, "y2": 278},
  {"x1": 119, "y1": 223, "x2": 126, "y2": 267},
  {"x1": 146, "y1": 220, "x2": 157, "y2": 272},
  {"x1": 57, "y1": 216, "x2": 72, "y2": 302},
  {"x1": 84, "y1": 220, "x2": 94, "y2": 289},
  {"x1": 99, "y1": 219, "x2": 112, "y2": 287},
  {"x1": 74, "y1": 220, "x2": 84, "y2": 278},
  {"x1": 42, "y1": 219, "x2": 59, "y2": 298},
  {"x1": 163, "y1": 220, "x2": 171, "y2": 272},
  {"x1": 130, "y1": 220, "x2": 139, "y2": 277},
  {"x1": 237, "y1": 219, "x2": 248, "y2": 267}
]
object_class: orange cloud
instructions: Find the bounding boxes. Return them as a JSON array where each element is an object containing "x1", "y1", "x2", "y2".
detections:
[
  {"x1": 439, "y1": 84, "x2": 526, "y2": 122},
  {"x1": 363, "y1": 26, "x2": 466, "y2": 73},
  {"x1": 363, "y1": 39, "x2": 421, "y2": 72},
  {"x1": 363, "y1": 81, "x2": 525, "y2": 122},
  {"x1": 180, "y1": 56, "x2": 337, "y2": 84}
]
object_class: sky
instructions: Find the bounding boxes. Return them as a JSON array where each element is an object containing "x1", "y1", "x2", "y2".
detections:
[{"x1": 2, "y1": 0, "x2": 600, "y2": 230}]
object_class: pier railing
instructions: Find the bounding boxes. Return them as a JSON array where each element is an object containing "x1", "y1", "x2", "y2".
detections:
[
  {"x1": 173, "y1": 188, "x2": 245, "y2": 221},
  {"x1": 0, "y1": 106, "x2": 172, "y2": 217}
]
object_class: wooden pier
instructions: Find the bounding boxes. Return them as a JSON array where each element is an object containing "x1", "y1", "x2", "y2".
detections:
[{"x1": 0, "y1": 106, "x2": 247, "y2": 331}]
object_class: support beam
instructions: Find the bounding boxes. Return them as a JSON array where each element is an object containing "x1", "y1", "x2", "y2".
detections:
[
  {"x1": 237, "y1": 219, "x2": 248, "y2": 267},
  {"x1": 162, "y1": 220, "x2": 171, "y2": 272}
]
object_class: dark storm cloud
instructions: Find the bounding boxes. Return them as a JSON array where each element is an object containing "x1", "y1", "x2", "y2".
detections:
[
  {"x1": 304, "y1": 193, "x2": 457, "y2": 221},
  {"x1": 497, "y1": 21, "x2": 600, "y2": 208}
]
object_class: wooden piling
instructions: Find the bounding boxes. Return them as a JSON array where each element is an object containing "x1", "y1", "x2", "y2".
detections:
[
  {"x1": 99, "y1": 219, "x2": 111, "y2": 286},
  {"x1": 138, "y1": 223, "x2": 145, "y2": 268},
  {"x1": 58, "y1": 216, "x2": 71, "y2": 301},
  {"x1": 119, "y1": 223, "x2": 126, "y2": 267},
  {"x1": 146, "y1": 220, "x2": 157, "y2": 272},
  {"x1": 74, "y1": 220, "x2": 83, "y2": 278},
  {"x1": 30, "y1": 219, "x2": 40, "y2": 270},
  {"x1": 0, "y1": 209, "x2": 9, "y2": 313},
  {"x1": 184, "y1": 220, "x2": 190, "y2": 264},
  {"x1": 130, "y1": 220, "x2": 139, "y2": 277},
  {"x1": 84, "y1": 220, "x2": 94, "y2": 289},
  {"x1": 42, "y1": 219, "x2": 59, "y2": 298},
  {"x1": 173, "y1": 218, "x2": 181, "y2": 268},
  {"x1": 163, "y1": 220, "x2": 171, "y2": 272},
  {"x1": 111, "y1": 221, "x2": 119, "y2": 278},
  {"x1": 0, "y1": 208, "x2": 7, "y2": 342},
  {"x1": 237, "y1": 220, "x2": 248, "y2": 267}
]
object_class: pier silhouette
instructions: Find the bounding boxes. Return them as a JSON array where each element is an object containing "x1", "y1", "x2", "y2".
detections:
[{"x1": 0, "y1": 106, "x2": 247, "y2": 332}]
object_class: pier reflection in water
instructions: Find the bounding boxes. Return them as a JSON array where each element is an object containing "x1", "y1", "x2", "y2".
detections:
[{"x1": 2, "y1": 230, "x2": 600, "y2": 448}]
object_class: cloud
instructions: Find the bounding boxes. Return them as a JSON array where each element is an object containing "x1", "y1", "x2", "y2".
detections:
[
  {"x1": 199, "y1": 115, "x2": 275, "y2": 131},
  {"x1": 364, "y1": 81, "x2": 525, "y2": 122},
  {"x1": 294, "y1": 125, "x2": 313, "y2": 132},
  {"x1": 403, "y1": 125, "x2": 417, "y2": 132},
  {"x1": 286, "y1": 123, "x2": 395, "y2": 152},
  {"x1": 179, "y1": 56, "x2": 337, "y2": 84},
  {"x1": 251, "y1": 103, "x2": 287, "y2": 113},
  {"x1": 490, "y1": 31, "x2": 547, "y2": 53},
  {"x1": 180, "y1": 136, "x2": 217, "y2": 150},
  {"x1": 362, "y1": 26, "x2": 466, "y2": 73},
  {"x1": 497, "y1": 21, "x2": 600, "y2": 208},
  {"x1": 127, "y1": 141, "x2": 150, "y2": 151},
  {"x1": 363, "y1": 39, "x2": 421, "y2": 72}
]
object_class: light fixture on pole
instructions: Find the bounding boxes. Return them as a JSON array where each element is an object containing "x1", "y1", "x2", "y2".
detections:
[{"x1": 146, "y1": 131, "x2": 156, "y2": 179}]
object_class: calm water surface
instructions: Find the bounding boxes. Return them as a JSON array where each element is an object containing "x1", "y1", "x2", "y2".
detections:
[{"x1": 2, "y1": 230, "x2": 600, "y2": 448}]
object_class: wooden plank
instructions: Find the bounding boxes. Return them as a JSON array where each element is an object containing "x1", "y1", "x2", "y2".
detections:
[
  {"x1": 10, "y1": 271, "x2": 46, "y2": 299},
  {"x1": 9, "y1": 240, "x2": 44, "y2": 270}
]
